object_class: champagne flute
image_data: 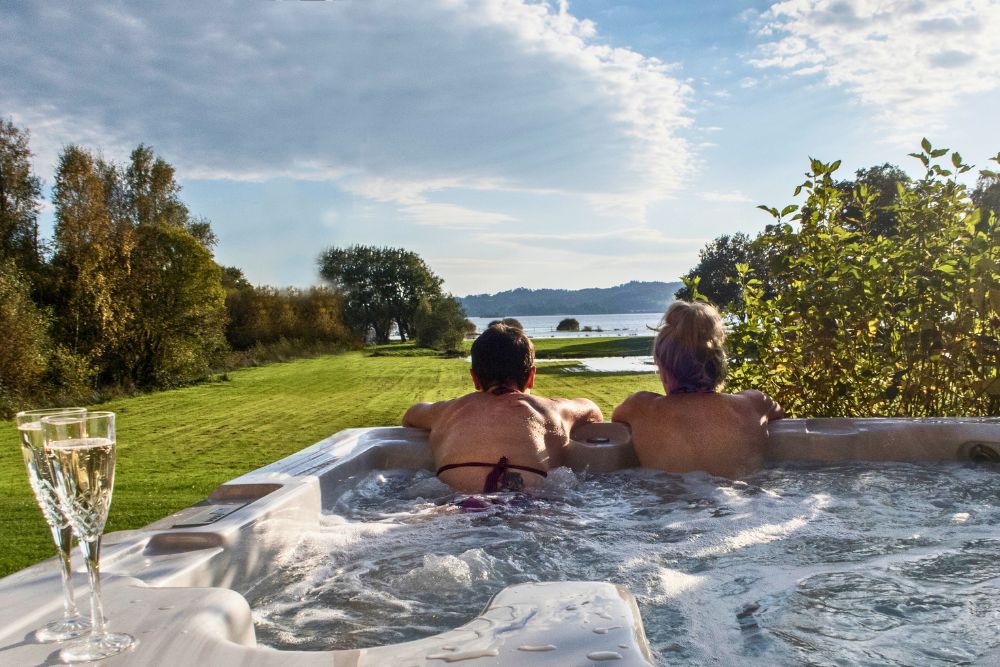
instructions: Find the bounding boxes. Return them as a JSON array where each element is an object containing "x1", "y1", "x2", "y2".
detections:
[
  {"x1": 43, "y1": 411, "x2": 136, "y2": 662},
  {"x1": 15, "y1": 407, "x2": 91, "y2": 642}
]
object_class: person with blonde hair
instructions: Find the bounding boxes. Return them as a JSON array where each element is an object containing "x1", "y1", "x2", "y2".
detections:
[{"x1": 612, "y1": 300, "x2": 783, "y2": 478}]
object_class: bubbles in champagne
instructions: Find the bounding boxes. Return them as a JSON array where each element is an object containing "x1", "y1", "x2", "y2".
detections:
[
  {"x1": 17, "y1": 422, "x2": 70, "y2": 529},
  {"x1": 47, "y1": 438, "x2": 117, "y2": 541}
]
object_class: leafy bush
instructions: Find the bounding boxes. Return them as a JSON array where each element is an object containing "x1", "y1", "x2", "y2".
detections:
[
  {"x1": 720, "y1": 142, "x2": 1000, "y2": 417},
  {"x1": 556, "y1": 317, "x2": 580, "y2": 331},
  {"x1": 0, "y1": 260, "x2": 49, "y2": 415},
  {"x1": 0, "y1": 260, "x2": 94, "y2": 416},
  {"x1": 414, "y1": 296, "x2": 468, "y2": 352}
]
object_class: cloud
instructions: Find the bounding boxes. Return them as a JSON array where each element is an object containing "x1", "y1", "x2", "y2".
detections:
[
  {"x1": 2, "y1": 0, "x2": 694, "y2": 218},
  {"x1": 401, "y1": 203, "x2": 514, "y2": 228},
  {"x1": 749, "y1": 0, "x2": 1000, "y2": 139},
  {"x1": 698, "y1": 190, "x2": 753, "y2": 203},
  {"x1": 479, "y1": 227, "x2": 703, "y2": 257}
]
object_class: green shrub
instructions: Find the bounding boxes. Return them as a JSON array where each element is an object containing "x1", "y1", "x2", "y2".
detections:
[
  {"x1": 557, "y1": 317, "x2": 580, "y2": 331},
  {"x1": 722, "y1": 142, "x2": 1000, "y2": 417},
  {"x1": 414, "y1": 296, "x2": 468, "y2": 352}
]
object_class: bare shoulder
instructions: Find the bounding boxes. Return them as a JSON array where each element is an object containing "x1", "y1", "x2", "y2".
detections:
[
  {"x1": 734, "y1": 389, "x2": 785, "y2": 421},
  {"x1": 622, "y1": 391, "x2": 661, "y2": 407},
  {"x1": 402, "y1": 396, "x2": 460, "y2": 429},
  {"x1": 535, "y1": 394, "x2": 604, "y2": 425},
  {"x1": 612, "y1": 391, "x2": 660, "y2": 422}
]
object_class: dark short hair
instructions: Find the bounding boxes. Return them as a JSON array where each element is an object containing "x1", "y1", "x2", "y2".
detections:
[{"x1": 471, "y1": 324, "x2": 534, "y2": 390}]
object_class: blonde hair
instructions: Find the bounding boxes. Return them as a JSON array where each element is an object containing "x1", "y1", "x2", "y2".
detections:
[{"x1": 653, "y1": 300, "x2": 727, "y2": 392}]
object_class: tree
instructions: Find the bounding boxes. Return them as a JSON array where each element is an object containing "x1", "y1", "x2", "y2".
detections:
[
  {"x1": 127, "y1": 144, "x2": 187, "y2": 227},
  {"x1": 414, "y1": 295, "x2": 468, "y2": 352},
  {"x1": 556, "y1": 317, "x2": 580, "y2": 331},
  {"x1": 971, "y1": 167, "x2": 1000, "y2": 227},
  {"x1": 119, "y1": 222, "x2": 228, "y2": 386},
  {"x1": 317, "y1": 245, "x2": 444, "y2": 343},
  {"x1": 675, "y1": 233, "x2": 771, "y2": 309},
  {"x1": 0, "y1": 259, "x2": 49, "y2": 414},
  {"x1": 836, "y1": 163, "x2": 911, "y2": 237},
  {"x1": 728, "y1": 142, "x2": 1000, "y2": 417},
  {"x1": 50, "y1": 145, "x2": 128, "y2": 367},
  {"x1": 0, "y1": 119, "x2": 43, "y2": 277}
]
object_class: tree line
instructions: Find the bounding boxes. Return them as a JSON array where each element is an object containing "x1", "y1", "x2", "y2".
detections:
[
  {"x1": 678, "y1": 143, "x2": 1000, "y2": 417},
  {"x1": 0, "y1": 118, "x2": 469, "y2": 416}
]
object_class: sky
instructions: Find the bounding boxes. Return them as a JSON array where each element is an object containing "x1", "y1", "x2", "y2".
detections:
[{"x1": 4, "y1": 0, "x2": 1000, "y2": 296}]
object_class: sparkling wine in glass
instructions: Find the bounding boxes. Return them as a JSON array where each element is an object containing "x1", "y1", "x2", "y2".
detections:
[
  {"x1": 43, "y1": 411, "x2": 136, "y2": 663},
  {"x1": 15, "y1": 407, "x2": 91, "y2": 642}
]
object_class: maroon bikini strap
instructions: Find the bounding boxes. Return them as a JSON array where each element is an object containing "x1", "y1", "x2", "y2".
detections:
[{"x1": 436, "y1": 457, "x2": 548, "y2": 492}]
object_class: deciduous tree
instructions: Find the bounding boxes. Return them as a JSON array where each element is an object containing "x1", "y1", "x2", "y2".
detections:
[
  {"x1": 318, "y1": 245, "x2": 444, "y2": 343},
  {"x1": 414, "y1": 295, "x2": 468, "y2": 352},
  {"x1": 0, "y1": 119, "x2": 43, "y2": 277}
]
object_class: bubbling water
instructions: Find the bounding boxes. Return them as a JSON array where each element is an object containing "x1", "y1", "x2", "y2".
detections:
[{"x1": 248, "y1": 463, "x2": 1000, "y2": 664}]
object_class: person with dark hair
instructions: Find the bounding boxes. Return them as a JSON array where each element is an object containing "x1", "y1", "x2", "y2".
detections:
[
  {"x1": 612, "y1": 300, "x2": 784, "y2": 478},
  {"x1": 403, "y1": 324, "x2": 603, "y2": 493}
]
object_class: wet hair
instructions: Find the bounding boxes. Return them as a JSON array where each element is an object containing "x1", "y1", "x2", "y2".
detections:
[
  {"x1": 471, "y1": 324, "x2": 534, "y2": 390},
  {"x1": 653, "y1": 300, "x2": 727, "y2": 392}
]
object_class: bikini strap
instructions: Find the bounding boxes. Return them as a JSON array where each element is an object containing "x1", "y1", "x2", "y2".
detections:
[{"x1": 436, "y1": 457, "x2": 548, "y2": 492}]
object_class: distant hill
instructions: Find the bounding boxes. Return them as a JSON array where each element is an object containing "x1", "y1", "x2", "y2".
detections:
[{"x1": 458, "y1": 280, "x2": 682, "y2": 317}]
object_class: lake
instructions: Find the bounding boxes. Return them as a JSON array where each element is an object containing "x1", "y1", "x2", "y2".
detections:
[{"x1": 468, "y1": 312, "x2": 664, "y2": 339}]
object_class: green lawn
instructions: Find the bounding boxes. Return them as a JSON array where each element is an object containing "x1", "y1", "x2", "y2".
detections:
[
  {"x1": 532, "y1": 336, "x2": 654, "y2": 358},
  {"x1": 0, "y1": 339, "x2": 661, "y2": 577}
]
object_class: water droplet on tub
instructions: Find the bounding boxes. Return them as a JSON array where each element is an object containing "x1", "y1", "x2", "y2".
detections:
[
  {"x1": 426, "y1": 646, "x2": 501, "y2": 662},
  {"x1": 517, "y1": 644, "x2": 557, "y2": 652},
  {"x1": 586, "y1": 651, "x2": 623, "y2": 661}
]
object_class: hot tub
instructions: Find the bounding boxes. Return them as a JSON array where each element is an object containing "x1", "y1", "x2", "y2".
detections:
[{"x1": 1, "y1": 418, "x2": 998, "y2": 666}]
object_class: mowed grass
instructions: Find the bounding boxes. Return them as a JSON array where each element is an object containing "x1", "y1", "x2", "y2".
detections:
[
  {"x1": 368, "y1": 336, "x2": 655, "y2": 359},
  {"x1": 532, "y1": 336, "x2": 654, "y2": 358},
  {"x1": 0, "y1": 340, "x2": 662, "y2": 576}
]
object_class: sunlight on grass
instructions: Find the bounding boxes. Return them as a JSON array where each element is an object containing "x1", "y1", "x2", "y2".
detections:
[{"x1": 0, "y1": 338, "x2": 662, "y2": 575}]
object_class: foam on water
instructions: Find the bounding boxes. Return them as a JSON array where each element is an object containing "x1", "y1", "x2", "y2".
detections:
[{"x1": 248, "y1": 462, "x2": 1000, "y2": 664}]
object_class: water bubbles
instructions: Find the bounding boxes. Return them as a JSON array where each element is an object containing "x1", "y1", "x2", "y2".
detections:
[
  {"x1": 396, "y1": 550, "x2": 497, "y2": 592},
  {"x1": 246, "y1": 463, "x2": 1000, "y2": 665}
]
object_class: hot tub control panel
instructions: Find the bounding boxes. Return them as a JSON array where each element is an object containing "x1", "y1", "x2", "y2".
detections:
[{"x1": 172, "y1": 501, "x2": 248, "y2": 528}]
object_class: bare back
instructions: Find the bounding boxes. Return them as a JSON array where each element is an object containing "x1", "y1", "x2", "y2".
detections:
[
  {"x1": 612, "y1": 390, "x2": 783, "y2": 479},
  {"x1": 404, "y1": 390, "x2": 602, "y2": 492}
]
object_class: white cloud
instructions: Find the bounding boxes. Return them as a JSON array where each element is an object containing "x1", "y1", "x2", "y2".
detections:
[
  {"x1": 401, "y1": 203, "x2": 515, "y2": 228},
  {"x1": 2, "y1": 0, "x2": 694, "y2": 219},
  {"x1": 478, "y1": 227, "x2": 704, "y2": 257},
  {"x1": 749, "y1": 0, "x2": 1000, "y2": 140},
  {"x1": 698, "y1": 190, "x2": 754, "y2": 203}
]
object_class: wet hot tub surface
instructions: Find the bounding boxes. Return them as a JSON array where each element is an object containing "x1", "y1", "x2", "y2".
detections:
[{"x1": 248, "y1": 462, "x2": 1000, "y2": 665}]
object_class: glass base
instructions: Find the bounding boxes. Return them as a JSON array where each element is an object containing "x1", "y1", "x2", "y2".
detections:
[
  {"x1": 34, "y1": 615, "x2": 91, "y2": 643},
  {"x1": 59, "y1": 632, "x2": 137, "y2": 663}
]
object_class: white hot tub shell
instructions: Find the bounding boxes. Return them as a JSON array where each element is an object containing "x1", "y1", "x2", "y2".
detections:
[{"x1": 1, "y1": 418, "x2": 998, "y2": 666}]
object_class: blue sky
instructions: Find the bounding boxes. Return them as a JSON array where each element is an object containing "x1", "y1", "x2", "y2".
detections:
[{"x1": 4, "y1": 0, "x2": 999, "y2": 295}]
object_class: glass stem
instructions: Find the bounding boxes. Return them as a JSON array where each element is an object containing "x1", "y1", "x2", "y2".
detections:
[
  {"x1": 52, "y1": 523, "x2": 80, "y2": 618},
  {"x1": 80, "y1": 537, "x2": 107, "y2": 640}
]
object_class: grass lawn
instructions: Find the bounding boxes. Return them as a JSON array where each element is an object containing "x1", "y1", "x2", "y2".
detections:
[
  {"x1": 532, "y1": 336, "x2": 654, "y2": 358},
  {"x1": 368, "y1": 335, "x2": 654, "y2": 359},
  {"x1": 0, "y1": 339, "x2": 661, "y2": 577}
]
